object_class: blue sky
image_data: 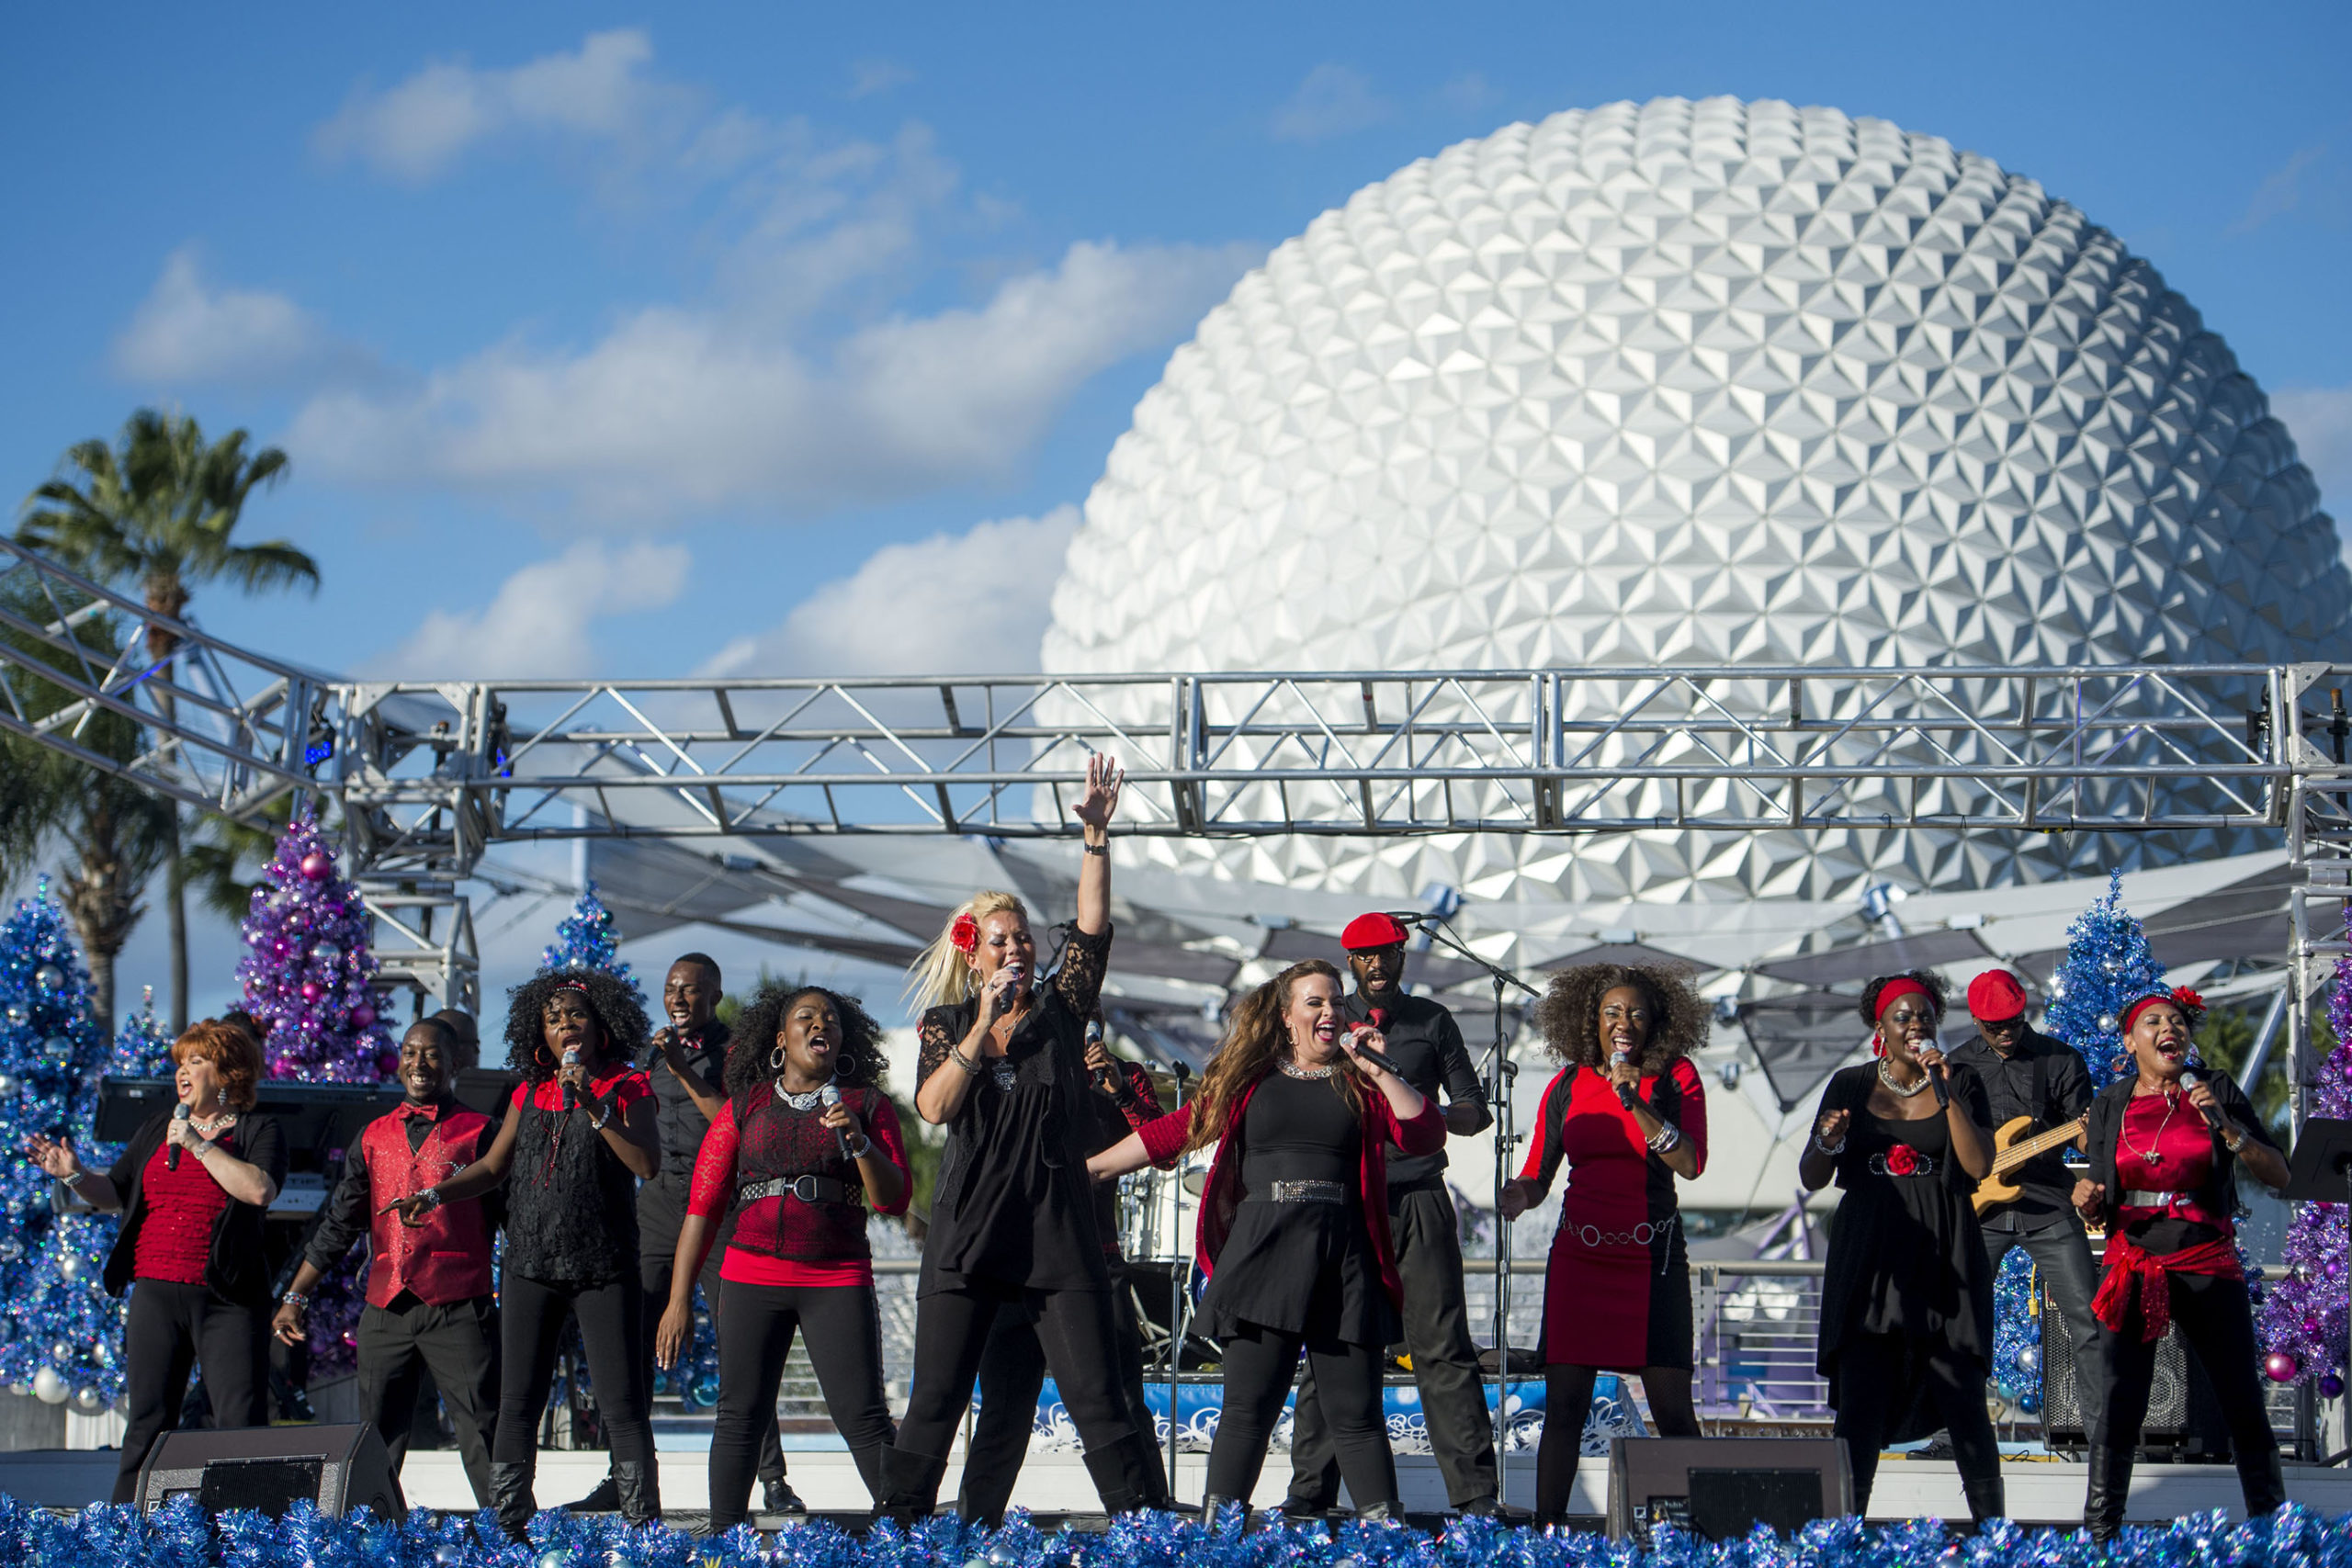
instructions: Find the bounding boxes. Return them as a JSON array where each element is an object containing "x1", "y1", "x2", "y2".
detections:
[{"x1": 5, "y1": 1, "x2": 2349, "y2": 1014}]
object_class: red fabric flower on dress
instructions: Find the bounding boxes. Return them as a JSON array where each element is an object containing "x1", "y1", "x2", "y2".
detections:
[
  {"x1": 950, "y1": 912, "x2": 979, "y2": 954},
  {"x1": 1884, "y1": 1144, "x2": 1919, "y2": 1176}
]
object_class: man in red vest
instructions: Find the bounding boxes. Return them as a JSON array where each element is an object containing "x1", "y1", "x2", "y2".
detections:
[{"x1": 272, "y1": 1018, "x2": 500, "y2": 1506}]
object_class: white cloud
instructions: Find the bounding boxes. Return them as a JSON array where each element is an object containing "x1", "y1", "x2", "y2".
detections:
[
  {"x1": 377, "y1": 539, "x2": 691, "y2": 678},
  {"x1": 846, "y1": 59, "x2": 914, "y2": 99},
  {"x1": 314, "y1": 29, "x2": 676, "y2": 184},
  {"x1": 288, "y1": 239, "x2": 1252, "y2": 521},
  {"x1": 700, "y1": 507, "x2": 1080, "y2": 677},
  {"x1": 1272, "y1": 64, "x2": 1389, "y2": 143},
  {"x1": 2277, "y1": 384, "x2": 2352, "y2": 523},
  {"x1": 2232, "y1": 144, "x2": 2329, "y2": 235},
  {"x1": 111, "y1": 248, "x2": 361, "y2": 387}
]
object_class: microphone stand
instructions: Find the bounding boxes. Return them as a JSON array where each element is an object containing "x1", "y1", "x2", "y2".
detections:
[{"x1": 1406, "y1": 910, "x2": 1541, "y2": 1483}]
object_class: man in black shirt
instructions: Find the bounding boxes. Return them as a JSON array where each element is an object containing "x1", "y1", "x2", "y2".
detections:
[
  {"x1": 1944, "y1": 967, "x2": 2103, "y2": 1426},
  {"x1": 1284, "y1": 912, "x2": 1505, "y2": 1517}
]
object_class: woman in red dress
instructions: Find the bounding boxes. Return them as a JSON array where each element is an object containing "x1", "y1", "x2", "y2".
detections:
[
  {"x1": 2072, "y1": 987, "x2": 2287, "y2": 1542},
  {"x1": 1499, "y1": 963, "x2": 1707, "y2": 1524}
]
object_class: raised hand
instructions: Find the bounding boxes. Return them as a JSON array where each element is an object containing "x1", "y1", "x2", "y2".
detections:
[
  {"x1": 1340, "y1": 1025, "x2": 1389, "y2": 1078},
  {"x1": 2183, "y1": 1077, "x2": 2222, "y2": 1127},
  {"x1": 820, "y1": 1099, "x2": 865, "y2": 1144},
  {"x1": 27, "y1": 1134, "x2": 81, "y2": 1181},
  {"x1": 1917, "y1": 1043, "x2": 1951, "y2": 1080},
  {"x1": 1815, "y1": 1109, "x2": 1851, "y2": 1148},
  {"x1": 1072, "y1": 752, "x2": 1125, "y2": 834}
]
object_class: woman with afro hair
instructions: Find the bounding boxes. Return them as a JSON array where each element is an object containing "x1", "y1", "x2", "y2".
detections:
[
  {"x1": 653, "y1": 982, "x2": 909, "y2": 1527},
  {"x1": 1801, "y1": 970, "x2": 2000, "y2": 1528},
  {"x1": 388, "y1": 967, "x2": 662, "y2": 1535},
  {"x1": 1499, "y1": 963, "x2": 1708, "y2": 1523}
]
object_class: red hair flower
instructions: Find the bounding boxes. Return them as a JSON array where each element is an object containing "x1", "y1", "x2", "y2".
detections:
[
  {"x1": 1884, "y1": 1144, "x2": 1919, "y2": 1176},
  {"x1": 950, "y1": 912, "x2": 979, "y2": 954},
  {"x1": 2171, "y1": 986, "x2": 2207, "y2": 1015}
]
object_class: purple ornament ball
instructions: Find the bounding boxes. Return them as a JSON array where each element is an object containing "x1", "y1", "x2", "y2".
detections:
[
  {"x1": 2266, "y1": 1352, "x2": 2301, "y2": 1382},
  {"x1": 300, "y1": 851, "x2": 333, "y2": 881},
  {"x1": 2324, "y1": 1372, "x2": 2346, "y2": 1400},
  {"x1": 300, "y1": 981, "x2": 325, "y2": 1002},
  {"x1": 349, "y1": 1004, "x2": 376, "y2": 1029}
]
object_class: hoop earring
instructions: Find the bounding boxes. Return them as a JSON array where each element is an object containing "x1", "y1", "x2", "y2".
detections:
[{"x1": 769, "y1": 1041, "x2": 789, "y2": 1074}]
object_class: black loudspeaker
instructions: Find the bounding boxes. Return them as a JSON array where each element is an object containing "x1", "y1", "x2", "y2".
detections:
[
  {"x1": 2039, "y1": 1274, "x2": 2230, "y2": 1459},
  {"x1": 1606, "y1": 1437, "x2": 1851, "y2": 1542},
  {"x1": 135, "y1": 1424, "x2": 405, "y2": 1518}
]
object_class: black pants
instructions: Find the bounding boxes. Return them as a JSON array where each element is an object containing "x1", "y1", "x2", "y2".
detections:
[
  {"x1": 639, "y1": 1221, "x2": 786, "y2": 1490},
  {"x1": 892, "y1": 1283, "x2": 1141, "y2": 1506},
  {"x1": 1984, "y1": 1219, "x2": 2104, "y2": 1426},
  {"x1": 116, "y1": 1280, "x2": 269, "y2": 1504},
  {"x1": 358, "y1": 1293, "x2": 500, "y2": 1508},
  {"x1": 2096, "y1": 1269, "x2": 2283, "y2": 1507},
  {"x1": 1289, "y1": 1186, "x2": 1492, "y2": 1508},
  {"x1": 708, "y1": 1280, "x2": 893, "y2": 1527},
  {"x1": 1831, "y1": 1332, "x2": 2000, "y2": 1511},
  {"x1": 1210, "y1": 1322, "x2": 1396, "y2": 1508},
  {"x1": 493, "y1": 1274, "x2": 655, "y2": 1472},
  {"x1": 957, "y1": 1262, "x2": 1168, "y2": 1524}
]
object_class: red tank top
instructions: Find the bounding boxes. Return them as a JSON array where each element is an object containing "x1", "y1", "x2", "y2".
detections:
[{"x1": 133, "y1": 1135, "x2": 235, "y2": 1285}]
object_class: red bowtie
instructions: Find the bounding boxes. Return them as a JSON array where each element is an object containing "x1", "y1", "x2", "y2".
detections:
[
  {"x1": 1369, "y1": 1008, "x2": 1390, "y2": 1031},
  {"x1": 396, "y1": 1101, "x2": 443, "y2": 1122}
]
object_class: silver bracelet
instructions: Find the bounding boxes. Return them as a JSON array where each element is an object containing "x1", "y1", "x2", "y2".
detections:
[
  {"x1": 188, "y1": 1138, "x2": 215, "y2": 1160},
  {"x1": 416, "y1": 1186, "x2": 444, "y2": 1212},
  {"x1": 1647, "y1": 1122, "x2": 1682, "y2": 1154},
  {"x1": 951, "y1": 1048, "x2": 985, "y2": 1077},
  {"x1": 586, "y1": 1100, "x2": 613, "y2": 1131},
  {"x1": 845, "y1": 1134, "x2": 875, "y2": 1160},
  {"x1": 60, "y1": 1169, "x2": 85, "y2": 1189},
  {"x1": 1814, "y1": 1134, "x2": 1848, "y2": 1157}
]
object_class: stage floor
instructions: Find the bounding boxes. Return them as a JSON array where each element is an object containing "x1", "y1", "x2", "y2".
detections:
[{"x1": 6, "y1": 1446, "x2": 2341, "y2": 1528}]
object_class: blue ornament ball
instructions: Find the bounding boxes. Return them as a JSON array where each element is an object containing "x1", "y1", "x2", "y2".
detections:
[
  {"x1": 432, "y1": 1548, "x2": 462, "y2": 1567},
  {"x1": 690, "y1": 1372, "x2": 720, "y2": 1407},
  {"x1": 2324, "y1": 1372, "x2": 2346, "y2": 1400},
  {"x1": 32, "y1": 964, "x2": 63, "y2": 992},
  {"x1": 2019, "y1": 1390, "x2": 2042, "y2": 1415},
  {"x1": 536, "y1": 1550, "x2": 568, "y2": 1568}
]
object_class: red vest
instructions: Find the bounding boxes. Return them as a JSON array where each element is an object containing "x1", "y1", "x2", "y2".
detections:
[{"x1": 359, "y1": 1106, "x2": 496, "y2": 1308}]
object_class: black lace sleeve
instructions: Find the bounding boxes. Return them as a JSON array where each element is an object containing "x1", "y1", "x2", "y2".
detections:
[
  {"x1": 1054, "y1": 922, "x2": 1113, "y2": 1017},
  {"x1": 917, "y1": 1005, "x2": 961, "y2": 1090}
]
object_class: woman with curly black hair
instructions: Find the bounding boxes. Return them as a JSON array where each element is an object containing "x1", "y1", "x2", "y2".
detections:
[
  {"x1": 388, "y1": 968, "x2": 662, "y2": 1535},
  {"x1": 1498, "y1": 964, "x2": 1707, "y2": 1523},
  {"x1": 1801, "y1": 970, "x2": 1999, "y2": 1527},
  {"x1": 2071, "y1": 987, "x2": 2287, "y2": 1542},
  {"x1": 653, "y1": 983, "x2": 909, "y2": 1527}
]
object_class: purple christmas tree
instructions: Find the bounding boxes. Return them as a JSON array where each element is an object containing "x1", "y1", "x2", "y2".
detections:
[
  {"x1": 2256, "y1": 958, "x2": 2352, "y2": 1393},
  {"x1": 234, "y1": 816, "x2": 392, "y2": 1083}
]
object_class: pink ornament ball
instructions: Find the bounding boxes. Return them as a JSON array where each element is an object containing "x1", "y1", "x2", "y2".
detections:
[
  {"x1": 2266, "y1": 1352, "x2": 2301, "y2": 1383},
  {"x1": 300, "y1": 851, "x2": 333, "y2": 881},
  {"x1": 349, "y1": 1004, "x2": 376, "y2": 1029},
  {"x1": 300, "y1": 980, "x2": 325, "y2": 1001},
  {"x1": 376, "y1": 1053, "x2": 400, "y2": 1077}
]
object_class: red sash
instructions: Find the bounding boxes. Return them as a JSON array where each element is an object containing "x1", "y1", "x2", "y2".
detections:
[{"x1": 2091, "y1": 1229, "x2": 2241, "y2": 1342}]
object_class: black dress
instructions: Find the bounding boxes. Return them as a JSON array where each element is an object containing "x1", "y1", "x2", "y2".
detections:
[
  {"x1": 1196, "y1": 1070, "x2": 1388, "y2": 1348},
  {"x1": 1813, "y1": 1063, "x2": 1994, "y2": 1413},
  {"x1": 915, "y1": 925, "x2": 1113, "y2": 1294}
]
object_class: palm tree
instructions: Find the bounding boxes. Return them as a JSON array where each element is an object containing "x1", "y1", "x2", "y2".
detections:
[{"x1": 18, "y1": 409, "x2": 318, "y2": 1031}]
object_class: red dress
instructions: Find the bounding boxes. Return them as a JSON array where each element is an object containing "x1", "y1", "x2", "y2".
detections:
[{"x1": 1517, "y1": 1057, "x2": 1708, "y2": 1371}]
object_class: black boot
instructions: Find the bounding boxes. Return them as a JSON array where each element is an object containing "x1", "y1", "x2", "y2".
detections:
[
  {"x1": 612, "y1": 1459, "x2": 660, "y2": 1527},
  {"x1": 763, "y1": 1475, "x2": 808, "y2": 1515},
  {"x1": 561, "y1": 1472, "x2": 620, "y2": 1512},
  {"x1": 1197, "y1": 1494, "x2": 1249, "y2": 1532},
  {"x1": 2082, "y1": 1444, "x2": 2132, "y2": 1546},
  {"x1": 1354, "y1": 1500, "x2": 1403, "y2": 1524},
  {"x1": 1961, "y1": 1475, "x2": 2006, "y2": 1531},
  {"x1": 1080, "y1": 1432, "x2": 1163, "y2": 1514},
  {"x1": 2237, "y1": 1442, "x2": 2287, "y2": 1521},
  {"x1": 489, "y1": 1461, "x2": 537, "y2": 1544},
  {"x1": 871, "y1": 1445, "x2": 948, "y2": 1529}
]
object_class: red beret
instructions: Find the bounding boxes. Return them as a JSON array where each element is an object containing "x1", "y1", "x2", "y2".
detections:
[
  {"x1": 1966, "y1": 968, "x2": 2029, "y2": 1022},
  {"x1": 1341, "y1": 912, "x2": 1410, "y2": 951}
]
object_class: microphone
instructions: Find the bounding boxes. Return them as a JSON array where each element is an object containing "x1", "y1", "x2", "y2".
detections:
[
  {"x1": 818, "y1": 1080, "x2": 851, "y2": 1158},
  {"x1": 560, "y1": 1045, "x2": 580, "y2": 1114},
  {"x1": 1929, "y1": 1069, "x2": 1950, "y2": 1109},
  {"x1": 1609, "y1": 1052, "x2": 1639, "y2": 1110},
  {"x1": 168, "y1": 1103, "x2": 191, "y2": 1170},
  {"x1": 1086, "y1": 1018, "x2": 1121, "y2": 1099},
  {"x1": 1380, "y1": 911, "x2": 1426, "y2": 926},
  {"x1": 1346, "y1": 1027, "x2": 1405, "y2": 1078},
  {"x1": 2179, "y1": 1069, "x2": 2228, "y2": 1135}
]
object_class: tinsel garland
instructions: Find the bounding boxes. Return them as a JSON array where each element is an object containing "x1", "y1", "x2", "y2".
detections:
[
  {"x1": 10, "y1": 1495, "x2": 2352, "y2": 1568},
  {"x1": 2256, "y1": 949, "x2": 2352, "y2": 1393}
]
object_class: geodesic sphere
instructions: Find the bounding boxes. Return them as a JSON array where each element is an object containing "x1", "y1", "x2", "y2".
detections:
[{"x1": 1045, "y1": 96, "x2": 2349, "y2": 903}]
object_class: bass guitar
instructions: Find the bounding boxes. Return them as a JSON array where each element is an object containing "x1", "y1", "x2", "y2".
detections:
[{"x1": 1971, "y1": 1112, "x2": 2089, "y2": 1217}]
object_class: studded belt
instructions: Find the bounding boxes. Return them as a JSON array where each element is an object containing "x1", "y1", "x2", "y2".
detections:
[
  {"x1": 1266, "y1": 1179, "x2": 1348, "y2": 1205},
  {"x1": 740, "y1": 1175, "x2": 853, "y2": 1205}
]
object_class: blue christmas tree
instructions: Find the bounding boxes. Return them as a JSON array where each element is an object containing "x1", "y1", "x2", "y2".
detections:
[
  {"x1": 1989, "y1": 872, "x2": 2165, "y2": 1415},
  {"x1": 542, "y1": 880, "x2": 644, "y2": 1005},
  {"x1": 0, "y1": 882, "x2": 123, "y2": 1412}
]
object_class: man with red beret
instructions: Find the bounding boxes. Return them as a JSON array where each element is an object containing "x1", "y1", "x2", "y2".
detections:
[
  {"x1": 1946, "y1": 966, "x2": 2103, "y2": 1424},
  {"x1": 1284, "y1": 911, "x2": 1507, "y2": 1518}
]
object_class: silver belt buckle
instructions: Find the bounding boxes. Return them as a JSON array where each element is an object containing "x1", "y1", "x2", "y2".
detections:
[
  {"x1": 1271, "y1": 1179, "x2": 1345, "y2": 1204},
  {"x1": 787, "y1": 1175, "x2": 821, "y2": 1202}
]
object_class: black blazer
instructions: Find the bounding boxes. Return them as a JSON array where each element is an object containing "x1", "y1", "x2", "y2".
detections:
[
  {"x1": 2083, "y1": 1071, "x2": 2276, "y2": 1228},
  {"x1": 100, "y1": 1110, "x2": 288, "y2": 1308}
]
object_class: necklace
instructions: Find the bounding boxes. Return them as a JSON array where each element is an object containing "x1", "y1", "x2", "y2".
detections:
[
  {"x1": 1877, "y1": 1061, "x2": 1931, "y2": 1099},
  {"x1": 2121, "y1": 1086, "x2": 2179, "y2": 1168},
  {"x1": 1279, "y1": 1057, "x2": 1337, "y2": 1080},
  {"x1": 774, "y1": 1083, "x2": 822, "y2": 1111},
  {"x1": 189, "y1": 1110, "x2": 236, "y2": 1134}
]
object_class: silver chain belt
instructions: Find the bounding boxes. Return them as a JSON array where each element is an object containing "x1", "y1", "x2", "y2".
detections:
[
  {"x1": 1560, "y1": 1212, "x2": 1679, "y2": 1249},
  {"x1": 1265, "y1": 1179, "x2": 1348, "y2": 1205}
]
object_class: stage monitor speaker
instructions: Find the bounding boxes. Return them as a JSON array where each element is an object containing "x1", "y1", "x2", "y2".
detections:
[
  {"x1": 2039, "y1": 1272, "x2": 2230, "y2": 1459},
  {"x1": 1606, "y1": 1436, "x2": 1850, "y2": 1542},
  {"x1": 136, "y1": 1424, "x2": 405, "y2": 1519}
]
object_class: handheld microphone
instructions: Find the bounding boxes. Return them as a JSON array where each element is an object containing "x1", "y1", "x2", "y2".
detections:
[
  {"x1": 1610, "y1": 1051, "x2": 1639, "y2": 1110},
  {"x1": 2179, "y1": 1068, "x2": 2226, "y2": 1134},
  {"x1": 818, "y1": 1080, "x2": 851, "y2": 1158},
  {"x1": 1346, "y1": 1027, "x2": 1404, "y2": 1078},
  {"x1": 560, "y1": 1045, "x2": 580, "y2": 1114},
  {"x1": 1929, "y1": 1069, "x2": 1950, "y2": 1109},
  {"x1": 167, "y1": 1102, "x2": 191, "y2": 1170},
  {"x1": 1085, "y1": 1018, "x2": 1121, "y2": 1098}
]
